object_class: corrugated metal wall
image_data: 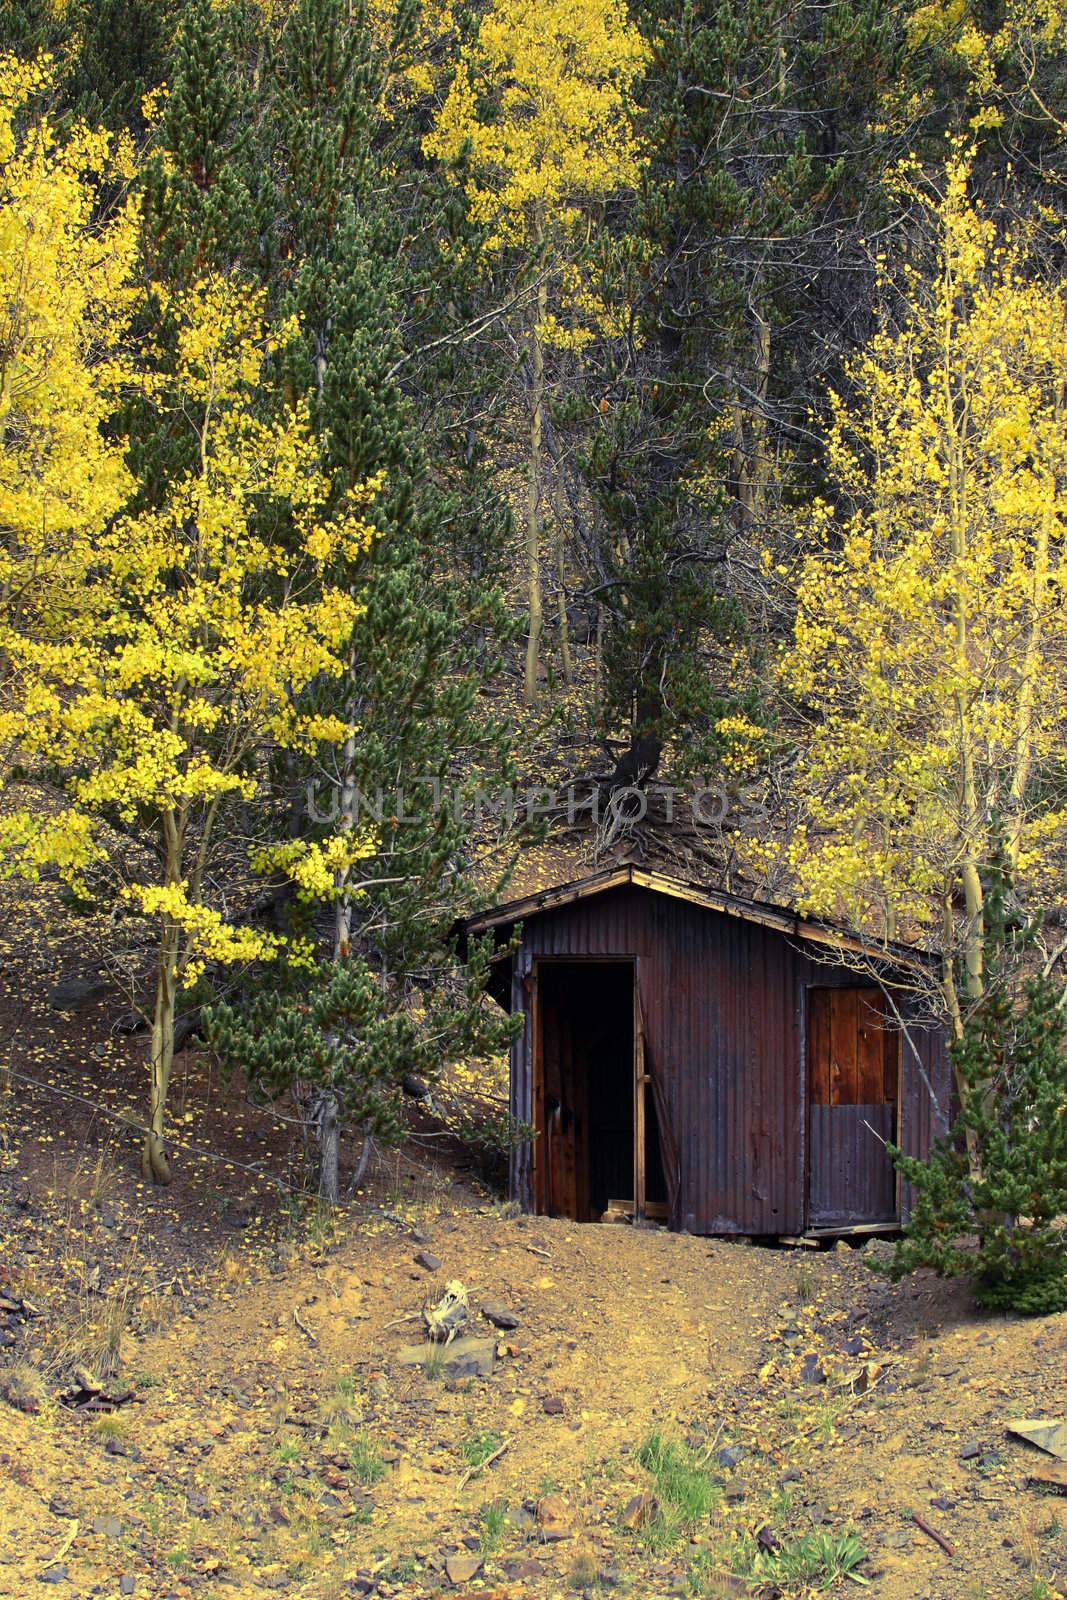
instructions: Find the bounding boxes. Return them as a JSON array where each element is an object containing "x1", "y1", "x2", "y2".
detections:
[{"x1": 508, "y1": 882, "x2": 952, "y2": 1235}]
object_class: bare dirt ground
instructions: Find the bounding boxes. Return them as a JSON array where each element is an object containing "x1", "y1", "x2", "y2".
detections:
[
  {"x1": 1, "y1": 890, "x2": 1066, "y2": 1600},
  {"x1": 2, "y1": 1166, "x2": 1066, "y2": 1600}
]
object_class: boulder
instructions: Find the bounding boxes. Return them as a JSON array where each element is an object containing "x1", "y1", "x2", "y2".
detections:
[{"x1": 47, "y1": 977, "x2": 109, "y2": 1011}]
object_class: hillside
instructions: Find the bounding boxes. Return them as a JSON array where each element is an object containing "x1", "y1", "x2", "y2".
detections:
[{"x1": 2, "y1": 1081, "x2": 1066, "y2": 1600}]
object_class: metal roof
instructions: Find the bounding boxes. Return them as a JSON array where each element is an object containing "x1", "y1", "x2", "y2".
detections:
[{"x1": 459, "y1": 864, "x2": 934, "y2": 971}]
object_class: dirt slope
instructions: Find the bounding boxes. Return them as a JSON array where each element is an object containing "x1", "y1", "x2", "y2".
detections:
[{"x1": 2, "y1": 1199, "x2": 1065, "y2": 1600}]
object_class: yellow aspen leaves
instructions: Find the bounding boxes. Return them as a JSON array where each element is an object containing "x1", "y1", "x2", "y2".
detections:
[
  {"x1": 424, "y1": 0, "x2": 649, "y2": 250},
  {"x1": 779, "y1": 153, "x2": 1067, "y2": 957}
]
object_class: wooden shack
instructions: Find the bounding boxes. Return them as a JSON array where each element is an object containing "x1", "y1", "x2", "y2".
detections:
[{"x1": 460, "y1": 866, "x2": 952, "y2": 1239}]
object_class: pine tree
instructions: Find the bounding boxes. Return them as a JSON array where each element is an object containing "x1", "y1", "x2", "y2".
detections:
[
  {"x1": 884, "y1": 856, "x2": 1067, "y2": 1315},
  {"x1": 580, "y1": 0, "x2": 922, "y2": 780},
  {"x1": 70, "y1": 0, "x2": 176, "y2": 133},
  {"x1": 140, "y1": 0, "x2": 258, "y2": 283},
  {"x1": 204, "y1": 928, "x2": 514, "y2": 1195},
  {"x1": 191, "y1": 0, "x2": 518, "y2": 1198}
]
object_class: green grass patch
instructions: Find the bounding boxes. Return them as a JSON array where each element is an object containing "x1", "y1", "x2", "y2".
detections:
[
  {"x1": 742, "y1": 1528, "x2": 869, "y2": 1590},
  {"x1": 349, "y1": 1431, "x2": 386, "y2": 1485},
  {"x1": 636, "y1": 1431, "x2": 721, "y2": 1550},
  {"x1": 478, "y1": 1498, "x2": 508, "y2": 1555},
  {"x1": 461, "y1": 1428, "x2": 503, "y2": 1471}
]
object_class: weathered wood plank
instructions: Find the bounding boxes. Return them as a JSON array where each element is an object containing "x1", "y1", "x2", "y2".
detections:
[
  {"x1": 829, "y1": 988, "x2": 858, "y2": 1105},
  {"x1": 808, "y1": 989, "x2": 831, "y2": 1106}
]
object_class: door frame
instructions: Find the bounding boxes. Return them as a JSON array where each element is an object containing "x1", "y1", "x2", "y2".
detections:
[{"x1": 531, "y1": 955, "x2": 643, "y2": 1221}]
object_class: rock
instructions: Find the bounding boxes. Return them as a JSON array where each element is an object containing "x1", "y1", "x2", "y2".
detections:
[
  {"x1": 723, "y1": 1481, "x2": 748, "y2": 1504},
  {"x1": 621, "y1": 1491, "x2": 657, "y2": 1530},
  {"x1": 800, "y1": 1353, "x2": 827, "y2": 1384},
  {"x1": 779, "y1": 1467, "x2": 803, "y2": 1486},
  {"x1": 504, "y1": 1558, "x2": 544, "y2": 1580},
  {"x1": 481, "y1": 1301, "x2": 521, "y2": 1330},
  {"x1": 415, "y1": 1251, "x2": 442, "y2": 1272},
  {"x1": 537, "y1": 1493, "x2": 572, "y2": 1540},
  {"x1": 864, "y1": 1237, "x2": 894, "y2": 1261},
  {"x1": 931, "y1": 1495, "x2": 955, "y2": 1511},
  {"x1": 47, "y1": 977, "x2": 109, "y2": 1011},
  {"x1": 37, "y1": 1567, "x2": 68, "y2": 1585},
  {"x1": 960, "y1": 1440, "x2": 983, "y2": 1460},
  {"x1": 396, "y1": 1336, "x2": 496, "y2": 1379},
  {"x1": 120, "y1": 1580, "x2": 135, "y2": 1597},
  {"x1": 422, "y1": 1281, "x2": 469, "y2": 1341},
  {"x1": 91, "y1": 1514, "x2": 123, "y2": 1537},
  {"x1": 834, "y1": 1239, "x2": 851, "y2": 1253},
  {"x1": 883, "y1": 1529, "x2": 913, "y2": 1548},
  {"x1": 718, "y1": 1444, "x2": 744, "y2": 1470},
  {"x1": 410, "y1": 1227, "x2": 433, "y2": 1246},
  {"x1": 444, "y1": 1554, "x2": 483, "y2": 1586},
  {"x1": 1007, "y1": 1419, "x2": 1067, "y2": 1460},
  {"x1": 542, "y1": 1394, "x2": 564, "y2": 1415}
]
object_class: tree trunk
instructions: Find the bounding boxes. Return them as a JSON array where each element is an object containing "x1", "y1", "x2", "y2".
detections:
[
  {"x1": 523, "y1": 268, "x2": 548, "y2": 707},
  {"x1": 1006, "y1": 389, "x2": 1058, "y2": 869},
  {"x1": 554, "y1": 469, "x2": 573, "y2": 684},
  {"x1": 312, "y1": 716, "x2": 359, "y2": 1207},
  {"x1": 349, "y1": 1121, "x2": 374, "y2": 1193},
  {"x1": 143, "y1": 913, "x2": 178, "y2": 1185},
  {"x1": 317, "y1": 1089, "x2": 340, "y2": 1204}
]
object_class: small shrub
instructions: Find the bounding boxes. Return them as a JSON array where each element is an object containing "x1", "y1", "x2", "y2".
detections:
[
  {"x1": 568, "y1": 1548, "x2": 599, "y2": 1589},
  {"x1": 750, "y1": 1528, "x2": 868, "y2": 1590},
  {"x1": 91, "y1": 1413, "x2": 128, "y2": 1441},
  {"x1": 478, "y1": 1498, "x2": 507, "y2": 1555},
  {"x1": 461, "y1": 1428, "x2": 503, "y2": 1471},
  {"x1": 0, "y1": 1360, "x2": 48, "y2": 1415}
]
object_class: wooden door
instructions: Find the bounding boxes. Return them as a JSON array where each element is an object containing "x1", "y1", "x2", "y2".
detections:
[{"x1": 807, "y1": 988, "x2": 899, "y2": 1228}]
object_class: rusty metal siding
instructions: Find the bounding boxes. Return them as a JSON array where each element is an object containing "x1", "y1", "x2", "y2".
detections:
[
  {"x1": 505, "y1": 881, "x2": 950, "y2": 1235},
  {"x1": 809, "y1": 1104, "x2": 897, "y2": 1226},
  {"x1": 897, "y1": 1013, "x2": 953, "y2": 1222},
  {"x1": 510, "y1": 885, "x2": 808, "y2": 1234}
]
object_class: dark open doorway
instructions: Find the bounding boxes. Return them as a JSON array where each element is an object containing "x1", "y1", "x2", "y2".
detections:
[{"x1": 534, "y1": 960, "x2": 666, "y2": 1222}]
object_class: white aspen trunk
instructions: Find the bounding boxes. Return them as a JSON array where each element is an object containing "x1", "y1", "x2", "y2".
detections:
[
  {"x1": 1006, "y1": 383, "x2": 1060, "y2": 869},
  {"x1": 941, "y1": 260, "x2": 984, "y2": 1171},
  {"x1": 315, "y1": 716, "x2": 359, "y2": 1206},
  {"x1": 143, "y1": 817, "x2": 181, "y2": 1185},
  {"x1": 554, "y1": 469, "x2": 573, "y2": 684},
  {"x1": 523, "y1": 258, "x2": 548, "y2": 707}
]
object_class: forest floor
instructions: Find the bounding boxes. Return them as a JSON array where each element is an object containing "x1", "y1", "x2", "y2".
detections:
[{"x1": 1, "y1": 911, "x2": 1066, "y2": 1600}]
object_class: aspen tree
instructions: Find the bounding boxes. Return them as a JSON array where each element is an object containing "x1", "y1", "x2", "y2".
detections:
[
  {"x1": 780, "y1": 153, "x2": 1067, "y2": 1046},
  {"x1": 1, "y1": 272, "x2": 379, "y2": 1183},
  {"x1": 425, "y1": 0, "x2": 648, "y2": 703}
]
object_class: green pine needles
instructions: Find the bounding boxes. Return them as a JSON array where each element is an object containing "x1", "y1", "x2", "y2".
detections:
[{"x1": 882, "y1": 856, "x2": 1067, "y2": 1315}]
